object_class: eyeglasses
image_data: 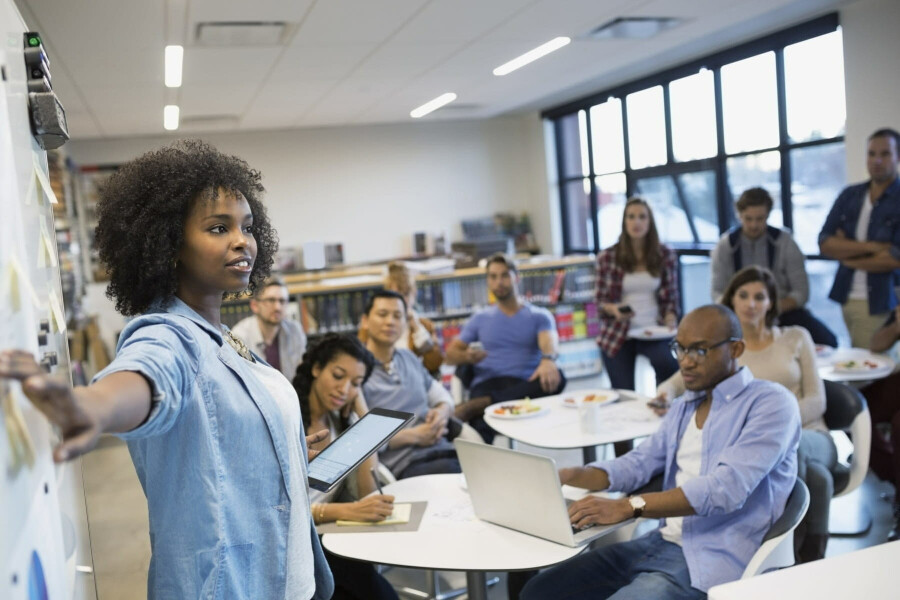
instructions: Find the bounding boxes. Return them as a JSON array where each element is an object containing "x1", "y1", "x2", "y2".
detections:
[
  {"x1": 669, "y1": 337, "x2": 740, "y2": 362},
  {"x1": 258, "y1": 298, "x2": 288, "y2": 305}
]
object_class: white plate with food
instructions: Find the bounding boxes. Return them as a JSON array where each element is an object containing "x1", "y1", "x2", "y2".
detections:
[
  {"x1": 815, "y1": 344, "x2": 835, "y2": 359},
  {"x1": 487, "y1": 399, "x2": 548, "y2": 420},
  {"x1": 831, "y1": 356, "x2": 892, "y2": 374},
  {"x1": 627, "y1": 325, "x2": 676, "y2": 341},
  {"x1": 562, "y1": 391, "x2": 620, "y2": 408}
]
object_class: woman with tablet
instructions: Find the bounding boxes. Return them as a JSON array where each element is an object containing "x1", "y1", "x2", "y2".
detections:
[
  {"x1": 294, "y1": 333, "x2": 400, "y2": 600},
  {"x1": 0, "y1": 141, "x2": 333, "y2": 598}
]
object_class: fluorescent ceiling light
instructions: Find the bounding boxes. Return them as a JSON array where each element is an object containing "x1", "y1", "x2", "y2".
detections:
[
  {"x1": 493, "y1": 37, "x2": 571, "y2": 76},
  {"x1": 164, "y1": 105, "x2": 180, "y2": 130},
  {"x1": 165, "y1": 45, "x2": 183, "y2": 87},
  {"x1": 410, "y1": 93, "x2": 457, "y2": 118}
]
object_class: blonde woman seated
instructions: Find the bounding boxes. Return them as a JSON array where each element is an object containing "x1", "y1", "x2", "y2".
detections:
[
  {"x1": 657, "y1": 266, "x2": 836, "y2": 563},
  {"x1": 292, "y1": 334, "x2": 399, "y2": 600},
  {"x1": 359, "y1": 261, "x2": 443, "y2": 376}
]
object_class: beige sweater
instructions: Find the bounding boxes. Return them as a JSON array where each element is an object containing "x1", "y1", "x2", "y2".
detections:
[{"x1": 659, "y1": 326, "x2": 827, "y2": 431}]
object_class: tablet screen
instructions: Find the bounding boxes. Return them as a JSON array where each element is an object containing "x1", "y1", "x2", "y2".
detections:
[{"x1": 308, "y1": 407, "x2": 413, "y2": 492}]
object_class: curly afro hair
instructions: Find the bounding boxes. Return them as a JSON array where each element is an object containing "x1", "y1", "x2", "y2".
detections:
[{"x1": 94, "y1": 139, "x2": 278, "y2": 316}]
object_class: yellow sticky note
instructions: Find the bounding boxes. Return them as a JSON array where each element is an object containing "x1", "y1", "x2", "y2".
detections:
[
  {"x1": 49, "y1": 290, "x2": 66, "y2": 333},
  {"x1": 336, "y1": 503, "x2": 412, "y2": 527},
  {"x1": 23, "y1": 170, "x2": 36, "y2": 205},
  {"x1": 39, "y1": 220, "x2": 58, "y2": 268},
  {"x1": 33, "y1": 153, "x2": 58, "y2": 204},
  {"x1": 6, "y1": 261, "x2": 22, "y2": 312},
  {"x1": 3, "y1": 388, "x2": 37, "y2": 474}
]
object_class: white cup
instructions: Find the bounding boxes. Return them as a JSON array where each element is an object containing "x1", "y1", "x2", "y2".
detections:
[{"x1": 579, "y1": 400, "x2": 602, "y2": 435}]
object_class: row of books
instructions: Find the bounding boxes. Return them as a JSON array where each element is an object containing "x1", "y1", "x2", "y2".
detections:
[
  {"x1": 416, "y1": 264, "x2": 598, "y2": 315},
  {"x1": 554, "y1": 302, "x2": 601, "y2": 341}
]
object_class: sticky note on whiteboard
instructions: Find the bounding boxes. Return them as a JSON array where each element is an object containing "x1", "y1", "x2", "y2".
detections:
[
  {"x1": 49, "y1": 290, "x2": 65, "y2": 332},
  {"x1": 33, "y1": 153, "x2": 58, "y2": 204},
  {"x1": 38, "y1": 220, "x2": 58, "y2": 268}
]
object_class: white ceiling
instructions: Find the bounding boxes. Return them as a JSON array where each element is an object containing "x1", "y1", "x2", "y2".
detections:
[{"x1": 15, "y1": 0, "x2": 849, "y2": 140}]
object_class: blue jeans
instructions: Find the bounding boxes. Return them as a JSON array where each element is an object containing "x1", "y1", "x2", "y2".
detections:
[
  {"x1": 521, "y1": 531, "x2": 706, "y2": 600},
  {"x1": 601, "y1": 339, "x2": 679, "y2": 392}
]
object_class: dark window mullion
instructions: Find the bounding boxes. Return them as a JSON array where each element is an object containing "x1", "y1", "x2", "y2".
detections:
[
  {"x1": 554, "y1": 118, "x2": 573, "y2": 254},
  {"x1": 775, "y1": 48, "x2": 793, "y2": 231},
  {"x1": 663, "y1": 82, "x2": 674, "y2": 165},
  {"x1": 621, "y1": 96, "x2": 633, "y2": 199},
  {"x1": 713, "y1": 67, "x2": 731, "y2": 233},
  {"x1": 583, "y1": 109, "x2": 600, "y2": 252}
]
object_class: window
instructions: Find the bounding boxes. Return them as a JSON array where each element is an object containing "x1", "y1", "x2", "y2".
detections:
[{"x1": 547, "y1": 15, "x2": 845, "y2": 258}]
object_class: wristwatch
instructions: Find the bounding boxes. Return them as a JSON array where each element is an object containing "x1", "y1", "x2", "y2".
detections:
[
  {"x1": 540, "y1": 353, "x2": 558, "y2": 361},
  {"x1": 628, "y1": 495, "x2": 646, "y2": 518}
]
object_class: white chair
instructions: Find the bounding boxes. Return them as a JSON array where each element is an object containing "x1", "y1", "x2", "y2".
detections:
[
  {"x1": 823, "y1": 380, "x2": 871, "y2": 499},
  {"x1": 741, "y1": 478, "x2": 810, "y2": 578}
]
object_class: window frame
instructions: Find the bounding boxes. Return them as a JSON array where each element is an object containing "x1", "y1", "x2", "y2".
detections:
[{"x1": 545, "y1": 13, "x2": 843, "y2": 256}]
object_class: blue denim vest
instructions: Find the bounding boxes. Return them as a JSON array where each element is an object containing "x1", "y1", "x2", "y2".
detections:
[
  {"x1": 819, "y1": 178, "x2": 900, "y2": 314},
  {"x1": 94, "y1": 298, "x2": 334, "y2": 599}
]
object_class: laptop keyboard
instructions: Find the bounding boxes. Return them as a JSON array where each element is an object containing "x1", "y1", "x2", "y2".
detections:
[{"x1": 571, "y1": 523, "x2": 597, "y2": 534}]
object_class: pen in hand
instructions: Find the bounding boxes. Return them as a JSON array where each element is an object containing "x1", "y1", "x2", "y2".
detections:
[{"x1": 371, "y1": 467, "x2": 384, "y2": 495}]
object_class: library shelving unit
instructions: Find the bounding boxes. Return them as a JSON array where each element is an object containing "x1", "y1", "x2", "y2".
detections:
[{"x1": 221, "y1": 256, "x2": 604, "y2": 380}]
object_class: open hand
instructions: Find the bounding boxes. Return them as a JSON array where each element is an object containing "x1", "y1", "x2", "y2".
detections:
[
  {"x1": 528, "y1": 359, "x2": 561, "y2": 393},
  {"x1": 306, "y1": 429, "x2": 329, "y2": 459},
  {"x1": 0, "y1": 350, "x2": 100, "y2": 462}
]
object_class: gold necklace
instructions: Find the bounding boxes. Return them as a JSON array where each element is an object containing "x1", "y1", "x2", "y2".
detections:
[{"x1": 222, "y1": 328, "x2": 256, "y2": 362}]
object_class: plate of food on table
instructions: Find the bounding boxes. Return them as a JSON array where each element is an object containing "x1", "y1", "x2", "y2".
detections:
[
  {"x1": 487, "y1": 398, "x2": 548, "y2": 419},
  {"x1": 562, "y1": 390, "x2": 620, "y2": 408}
]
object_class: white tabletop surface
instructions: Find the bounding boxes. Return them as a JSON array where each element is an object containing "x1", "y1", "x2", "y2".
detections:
[
  {"x1": 707, "y1": 540, "x2": 900, "y2": 599},
  {"x1": 815, "y1": 347, "x2": 896, "y2": 382},
  {"x1": 322, "y1": 474, "x2": 585, "y2": 572},
  {"x1": 483, "y1": 390, "x2": 662, "y2": 449}
]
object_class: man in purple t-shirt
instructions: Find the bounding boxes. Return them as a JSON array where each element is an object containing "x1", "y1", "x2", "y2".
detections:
[{"x1": 448, "y1": 254, "x2": 566, "y2": 443}]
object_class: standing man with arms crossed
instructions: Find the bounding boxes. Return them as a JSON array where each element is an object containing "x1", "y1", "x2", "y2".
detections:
[
  {"x1": 232, "y1": 276, "x2": 307, "y2": 380},
  {"x1": 819, "y1": 128, "x2": 900, "y2": 348},
  {"x1": 521, "y1": 305, "x2": 801, "y2": 600},
  {"x1": 711, "y1": 187, "x2": 837, "y2": 347},
  {"x1": 448, "y1": 254, "x2": 566, "y2": 443}
]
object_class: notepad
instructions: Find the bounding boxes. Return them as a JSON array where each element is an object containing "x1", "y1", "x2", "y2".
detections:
[{"x1": 336, "y1": 503, "x2": 412, "y2": 527}]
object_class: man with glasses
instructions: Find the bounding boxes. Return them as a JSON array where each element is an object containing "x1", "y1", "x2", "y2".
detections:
[
  {"x1": 231, "y1": 276, "x2": 307, "y2": 379},
  {"x1": 521, "y1": 305, "x2": 800, "y2": 600}
]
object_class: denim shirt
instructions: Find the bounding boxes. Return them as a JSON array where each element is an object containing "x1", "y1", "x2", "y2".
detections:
[
  {"x1": 93, "y1": 298, "x2": 334, "y2": 600},
  {"x1": 591, "y1": 367, "x2": 800, "y2": 592},
  {"x1": 818, "y1": 178, "x2": 900, "y2": 314}
]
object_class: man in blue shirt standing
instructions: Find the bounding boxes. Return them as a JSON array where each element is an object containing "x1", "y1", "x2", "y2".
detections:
[
  {"x1": 521, "y1": 305, "x2": 800, "y2": 600},
  {"x1": 819, "y1": 128, "x2": 900, "y2": 348},
  {"x1": 448, "y1": 254, "x2": 566, "y2": 442}
]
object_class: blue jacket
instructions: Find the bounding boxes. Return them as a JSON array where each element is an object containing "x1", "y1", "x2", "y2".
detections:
[
  {"x1": 94, "y1": 298, "x2": 334, "y2": 600},
  {"x1": 592, "y1": 367, "x2": 800, "y2": 592},
  {"x1": 818, "y1": 178, "x2": 900, "y2": 314}
]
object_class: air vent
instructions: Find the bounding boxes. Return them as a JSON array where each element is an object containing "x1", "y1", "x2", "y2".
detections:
[
  {"x1": 195, "y1": 22, "x2": 286, "y2": 46},
  {"x1": 586, "y1": 17, "x2": 680, "y2": 40},
  {"x1": 180, "y1": 114, "x2": 240, "y2": 128}
]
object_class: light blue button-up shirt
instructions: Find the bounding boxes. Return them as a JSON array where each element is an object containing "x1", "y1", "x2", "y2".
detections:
[
  {"x1": 93, "y1": 298, "x2": 334, "y2": 600},
  {"x1": 591, "y1": 367, "x2": 800, "y2": 592}
]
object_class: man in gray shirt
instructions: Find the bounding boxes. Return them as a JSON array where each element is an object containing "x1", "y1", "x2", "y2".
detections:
[
  {"x1": 361, "y1": 290, "x2": 461, "y2": 479},
  {"x1": 710, "y1": 187, "x2": 837, "y2": 347},
  {"x1": 231, "y1": 276, "x2": 307, "y2": 379}
]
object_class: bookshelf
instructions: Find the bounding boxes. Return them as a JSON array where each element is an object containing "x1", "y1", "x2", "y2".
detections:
[{"x1": 221, "y1": 256, "x2": 604, "y2": 379}]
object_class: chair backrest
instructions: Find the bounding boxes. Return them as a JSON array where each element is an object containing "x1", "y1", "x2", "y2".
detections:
[
  {"x1": 762, "y1": 478, "x2": 810, "y2": 543},
  {"x1": 455, "y1": 363, "x2": 476, "y2": 389},
  {"x1": 823, "y1": 380, "x2": 866, "y2": 430}
]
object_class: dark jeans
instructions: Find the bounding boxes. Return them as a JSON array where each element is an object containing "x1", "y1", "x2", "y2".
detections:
[
  {"x1": 863, "y1": 372, "x2": 900, "y2": 490},
  {"x1": 600, "y1": 338, "x2": 679, "y2": 392},
  {"x1": 521, "y1": 531, "x2": 705, "y2": 600},
  {"x1": 601, "y1": 339, "x2": 678, "y2": 455},
  {"x1": 324, "y1": 546, "x2": 400, "y2": 600},
  {"x1": 468, "y1": 373, "x2": 568, "y2": 444},
  {"x1": 397, "y1": 449, "x2": 461, "y2": 479},
  {"x1": 778, "y1": 307, "x2": 838, "y2": 347}
]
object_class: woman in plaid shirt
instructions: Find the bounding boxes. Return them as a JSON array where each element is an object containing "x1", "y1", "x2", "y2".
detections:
[{"x1": 596, "y1": 198, "x2": 680, "y2": 419}]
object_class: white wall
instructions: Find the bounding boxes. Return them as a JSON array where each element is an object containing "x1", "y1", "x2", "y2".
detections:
[
  {"x1": 66, "y1": 114, "x2": 553, "y2": 265},
  {"x1": 841, "y1": 0, "x2": 900, "y2": 181}
]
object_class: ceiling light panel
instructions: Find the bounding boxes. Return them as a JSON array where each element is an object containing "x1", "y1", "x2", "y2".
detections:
[
  {"x1": 493, "y1": 37, "x2": 571, "y2": 76},
  {"x1": 410, "y1": 93, "x2": 457, "y2": 118}
]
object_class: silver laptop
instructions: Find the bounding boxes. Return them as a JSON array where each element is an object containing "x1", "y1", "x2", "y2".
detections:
[{"x1": 454, "y1": 439, "x2": 631, "y2": 547}]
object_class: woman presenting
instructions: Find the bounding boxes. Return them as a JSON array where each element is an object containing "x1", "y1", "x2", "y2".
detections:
[
  {"x1": 658, "y1": 266, "x2": 836, "y2": 562},
  {"x1": 0, "y1": 140, "x2": 333, "y2": 598},
  {"x1": 293, "y1": 334, "x2": 399, "y2": 600},
  {"x1": 596, "y1": 197, "x2": 680, "y2": 393}
]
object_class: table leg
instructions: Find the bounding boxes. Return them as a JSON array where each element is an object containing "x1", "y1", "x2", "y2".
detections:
[
  {"x1": 582, "y1": 446, "x2": 596, "y2": 463},
  {"x1": 466, "y1": 571, "x2": 488, "y2": 600}
]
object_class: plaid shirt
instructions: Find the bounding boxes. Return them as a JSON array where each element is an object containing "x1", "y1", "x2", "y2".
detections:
[{"x1": 595, "y1": 244, "x2": 679, "y2": 357}]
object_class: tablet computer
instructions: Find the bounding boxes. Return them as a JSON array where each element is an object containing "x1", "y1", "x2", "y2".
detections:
[{"x1": 308, "y1": 407, "x2": 414, "y2": 492}]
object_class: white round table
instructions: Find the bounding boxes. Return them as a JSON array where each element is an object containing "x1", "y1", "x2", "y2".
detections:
[
  {"x1": 482, "y1": 390, "x2": 663, "y2": 463},
  {"x1": 815, "y1": 347, "x2": 896, "y2": 383},
  {"x1": 322, "y1": 474, "x2": 585, "y2": 600}
]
